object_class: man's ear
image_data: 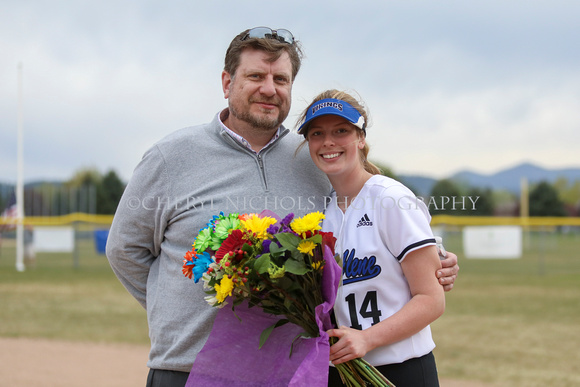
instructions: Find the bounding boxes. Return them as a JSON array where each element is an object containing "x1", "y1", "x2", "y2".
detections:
[{"x1": 222, "y1": 70, "x2": 232, "y2": 99}]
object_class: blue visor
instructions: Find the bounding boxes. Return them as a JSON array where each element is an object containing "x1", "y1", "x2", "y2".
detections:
[{"x1": 298, "y1": 98, "x2": 366, "y2": 136}]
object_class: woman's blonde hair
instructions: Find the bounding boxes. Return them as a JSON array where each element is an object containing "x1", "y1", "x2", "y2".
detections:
[{"x1": 296, "y1": 89, "x2": 382, "y2": 175}]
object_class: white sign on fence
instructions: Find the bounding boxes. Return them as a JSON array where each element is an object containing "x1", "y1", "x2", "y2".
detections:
[
  {"x1": 34, "y1": 226, "x2": 75, "y2": 253},
  {"x1": 463, "y1": 226, "x2": 522, "y2": 259}
]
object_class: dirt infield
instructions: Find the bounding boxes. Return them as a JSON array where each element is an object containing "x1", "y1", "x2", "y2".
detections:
[
  {"x1": 1, "y1": 337, "x2": 148, "y2": 387},
  {"x1": 0, "y1": 337, "x2": 493, "y2": 387}
]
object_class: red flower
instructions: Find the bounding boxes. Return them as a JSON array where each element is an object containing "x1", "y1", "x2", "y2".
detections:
[
  {"x1": 182, "y1": 249, "x2": 196, "y2": 279},
  {"x1": 215, "y1": 229, "x2": 251, "y2": 263},
  {"x1": 320, "y1": 231, "x2": 336, "y2": 254}
]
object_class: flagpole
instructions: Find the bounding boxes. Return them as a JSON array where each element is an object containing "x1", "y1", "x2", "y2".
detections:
[{"x1": 16, "y1": 62, "x2": 25, "y2": 272}]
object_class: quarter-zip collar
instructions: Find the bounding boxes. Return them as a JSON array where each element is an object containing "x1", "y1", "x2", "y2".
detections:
[
  {"x1": 214, "y1": 109, "x2": 290, "y2": 191},
  {"x1": 218, "y1": 108, "x2": 283, "y2": 154}
]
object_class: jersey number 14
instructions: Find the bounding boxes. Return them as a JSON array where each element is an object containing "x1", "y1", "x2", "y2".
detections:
[{"x1": 345, "y1": 291, "x2": 382, "y2": 330}]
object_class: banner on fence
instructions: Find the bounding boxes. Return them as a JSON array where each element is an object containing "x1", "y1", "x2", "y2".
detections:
[
  {"x1": 34, "y1": 227, "x2": 75, "y2": 252},
  {"x1": 463, "y1": 226, "x2": 522, "y2": 259}
]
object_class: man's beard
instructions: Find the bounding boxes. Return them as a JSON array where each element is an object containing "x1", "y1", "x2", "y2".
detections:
[{"x1": 230, "y1": 99, "x2": 288, "y2": 131}]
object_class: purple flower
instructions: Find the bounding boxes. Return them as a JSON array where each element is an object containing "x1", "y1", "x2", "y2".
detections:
[
  {"x1": 266, "y1": 224, "x2": 279, "y2": 235},
  {"x1": 262, "y1": 239, "x2": 272, "y2": 254},
  {"x1": 279, "y1": 213, "x2": 295, "y2": 233},
  {"x1": 281, "y1": 213, "x2": 295, "y2": 225}
]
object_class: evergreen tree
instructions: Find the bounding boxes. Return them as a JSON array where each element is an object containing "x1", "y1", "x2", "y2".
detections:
[
  {"x1": 466, "y1": 187, "x2": 494, "y2": 216},
  {"x1": 97, "y1": 170, "x2": 126, "y2": 214},
  {"x1": 68, "y1": 167, "x2": 102, "y2": 188},
  {"x1": 553, "y1": 177, "x2": 580, "y2": 208},
  {"x1": 529, "y1": 181, "x2": 567, "y2": 216},
  {"x1": 428, "y1": 179, "x2": 464, "y2": 215},
  {"x1": 66, "y1": 167, "x2": 102, "y2": 214}
]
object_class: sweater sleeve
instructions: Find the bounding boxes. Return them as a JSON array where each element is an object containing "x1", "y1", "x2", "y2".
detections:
[{"x1": 106, "y1": 145, "x2": 169, "y2": 308}]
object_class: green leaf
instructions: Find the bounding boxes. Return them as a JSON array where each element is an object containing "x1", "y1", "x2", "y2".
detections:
[
  {"x1": 307, "y1": 234, "x2": 322, "y2": 244},
  {"x1": 289, "y1": 248, "x2": 306, "y2": 262},
  {"x1": 275, "y1": 233, "x2": 301, "y2": 250},
  {"x1": 259, "y1": 319, "x2": 289, "y2": 349},
  {"x1": 231, "y1": 304, "x2": 242, "y2": 322},
  {"x1": 268, "y1": 241, "x2": 282, "y2": 254},
  {"x1": 275, "y1": 276, "x2": 292, "y2": 290},
  {"x1": 283, "y1": 296, "x2": 293, "y2": 310},
  {"x1": 284, "y1": 258, "x2": 310, "y2": 275},
  {"x1": 290, "y1": 331, "x2": 314, "y2": 357},
  {"x1": 254, "y1": 253, "x2": 271, "y2": 274}
]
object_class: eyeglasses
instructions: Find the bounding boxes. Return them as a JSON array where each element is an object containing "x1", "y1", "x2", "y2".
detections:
[{"x1": 241, "y1": 27, "x2": 295, "y2": 45}]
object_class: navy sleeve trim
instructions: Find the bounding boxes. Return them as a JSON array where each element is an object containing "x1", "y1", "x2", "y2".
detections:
[{"x1": 396, "y1": 238, "x2": 436, "y2": 262}]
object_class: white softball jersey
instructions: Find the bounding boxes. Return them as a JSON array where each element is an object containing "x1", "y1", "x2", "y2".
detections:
[{"x1": 323, "y1": 174, "x2": 437, "y2": 366}]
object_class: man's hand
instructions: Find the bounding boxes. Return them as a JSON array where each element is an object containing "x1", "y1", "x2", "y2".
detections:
[{"x1": 437, "y1": 251, "x2": 459, "y2": 291}]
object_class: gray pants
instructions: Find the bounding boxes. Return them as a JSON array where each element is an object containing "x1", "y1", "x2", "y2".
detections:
[{"x1": 146, "y1": 369, "x2": 189, "y2": 387}]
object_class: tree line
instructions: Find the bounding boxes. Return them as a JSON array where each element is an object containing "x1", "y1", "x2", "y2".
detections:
[
  {"x1": 426, "y1": 179, "x2": 570, "y2": 217},
  {"x1": 0, "y1": 168, "x2": 125, "y2": 216},
  {"x1": 375, "y1": 163, "x2": 576, "y2": 217},
  {"x1": 1, "y1": 166, "x2": 577, "y2": 217}
]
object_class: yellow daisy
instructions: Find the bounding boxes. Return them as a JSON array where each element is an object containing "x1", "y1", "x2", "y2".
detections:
[
  {"x1": 290, "y1": 212, "x2": 325, "y2": 237},
  {"x1": 215, "y1": 275, "x2": 234, "y2": 303},
  {"x1": 241, "y1": 214, "x2": 277, "y2": 239},
  {"x1": 297, "y1": 240, "x2": 316, "y2": 256}
]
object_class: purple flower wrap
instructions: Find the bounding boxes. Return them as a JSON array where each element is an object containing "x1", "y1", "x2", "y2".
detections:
[{"x1": 186, "y1": 245, "x2": 341, "y2": 386}]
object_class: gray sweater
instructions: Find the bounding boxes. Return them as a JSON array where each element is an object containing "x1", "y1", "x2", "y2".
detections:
[{"x1": 106, "y1": 111, "x2": 332, "y2": 372}]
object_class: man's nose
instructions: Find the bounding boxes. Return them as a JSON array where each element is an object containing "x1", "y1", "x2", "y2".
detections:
[{"x1": 259, "y1": 76, "x2": 276, "y2": 97}]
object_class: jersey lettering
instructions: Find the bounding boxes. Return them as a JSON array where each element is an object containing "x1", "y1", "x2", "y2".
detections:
[{"x1": 342, "y1": 248, "x2": 381, "y2": 285}]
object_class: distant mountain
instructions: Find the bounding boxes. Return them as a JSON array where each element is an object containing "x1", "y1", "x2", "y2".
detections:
[
  {"x1": 397, "y1": 175, "x2": 438, "y2": 197},
  {"x1": 451, "y1": 162, "x2": 580, "y2": 194},
  {"x1": 399, "y1": 162, "x2": 580, "y2": 196}
]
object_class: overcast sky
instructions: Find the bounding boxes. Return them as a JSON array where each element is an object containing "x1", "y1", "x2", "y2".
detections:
[{"x1": 1, "y1": 0, "x2": 579, "y2": 184}]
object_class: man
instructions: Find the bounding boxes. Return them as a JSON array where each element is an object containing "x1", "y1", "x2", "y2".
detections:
[{"x1": 106, "y1": 27, "x2": 459, "y2": 387}]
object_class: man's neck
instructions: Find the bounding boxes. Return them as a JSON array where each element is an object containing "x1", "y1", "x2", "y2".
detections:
[{"x1": 220, "y1": 108, "x2": 280, "y2": 152}]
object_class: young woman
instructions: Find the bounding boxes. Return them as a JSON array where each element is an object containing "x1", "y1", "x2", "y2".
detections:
[{"x1": 297, "y1": 90, "x2": 445, "y2": 386}]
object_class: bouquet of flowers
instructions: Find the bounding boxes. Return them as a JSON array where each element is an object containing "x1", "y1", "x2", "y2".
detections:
[{"x1": 183, "y1": 210, "x2": 394, "y2": 387}]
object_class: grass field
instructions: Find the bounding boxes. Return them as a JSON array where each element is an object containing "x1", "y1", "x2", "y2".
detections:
[
  {"x1": 1, "y1": 230, "x2": 579, "y2": 386},
  {"x1": 431, "y1": 230, "x2": 580, "y2": 387},
  {"x1": 0, "y1": 237, "x2": 149, "y2": 345}
]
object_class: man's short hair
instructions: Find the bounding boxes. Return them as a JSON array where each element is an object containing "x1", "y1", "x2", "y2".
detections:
[{"x1": 224, "y1": 29, "x2": 303, "y2": 80}]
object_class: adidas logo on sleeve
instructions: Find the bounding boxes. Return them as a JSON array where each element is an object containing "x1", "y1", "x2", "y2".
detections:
[{"x1": 356, "y1": 213, "x2": 373, "y2": 228}]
